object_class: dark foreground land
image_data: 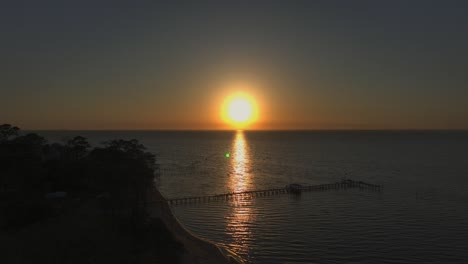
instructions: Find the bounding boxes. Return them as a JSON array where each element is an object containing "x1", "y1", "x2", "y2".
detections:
[
  {"x1": 0, "y1": 124, "x2": 184, "y2": 263},
  {"x1": 0, "y1": 202, "x2": 183, "y2": 263}
]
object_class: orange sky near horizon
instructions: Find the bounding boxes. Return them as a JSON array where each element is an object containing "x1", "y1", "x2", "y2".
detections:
[{"x1": 2, "y1": 3, "x2": 468, "y2": 130}]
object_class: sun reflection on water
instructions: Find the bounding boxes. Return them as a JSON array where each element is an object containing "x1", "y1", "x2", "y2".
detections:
[
  {"x1": 229, "y1": 130, "x2": 251, "y2": 193},
  {"x1": 226, "y1": 130, "x2": 255, "y2": 259}
]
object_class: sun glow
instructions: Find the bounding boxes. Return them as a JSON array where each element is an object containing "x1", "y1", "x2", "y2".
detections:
[{"x1": 222, "y1": 93, "x2": 258, "y2": 129}]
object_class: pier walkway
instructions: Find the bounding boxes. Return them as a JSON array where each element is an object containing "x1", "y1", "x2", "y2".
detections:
[{"x1": 166, "y1": 179, "x2": 382, "y2": 206}]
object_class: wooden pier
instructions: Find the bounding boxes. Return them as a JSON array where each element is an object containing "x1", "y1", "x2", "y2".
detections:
[{"x1": 166, "y1": 179, "x2": 382, "y2": 206}]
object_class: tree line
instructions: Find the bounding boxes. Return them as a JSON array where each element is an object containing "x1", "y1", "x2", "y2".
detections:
[{"x1": 0, "y1": 124, "x2": 159, "y2": 229}]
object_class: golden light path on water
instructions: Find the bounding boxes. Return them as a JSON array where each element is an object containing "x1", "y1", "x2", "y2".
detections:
[
  {"x1": 226, "y1": 130, "x2": 255, "y2": 258},
  {"x1": 229, "y1": 131, "x2": 251, "y2": 193}
]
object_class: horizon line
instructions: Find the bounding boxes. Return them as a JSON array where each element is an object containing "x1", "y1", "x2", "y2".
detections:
[{"x1": 24, "y1": 128, "x2": 468, "y2": 132}]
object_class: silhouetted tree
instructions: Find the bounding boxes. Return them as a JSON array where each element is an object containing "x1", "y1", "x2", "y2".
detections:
[
  {"x1": 0, "y1": 129, "x2": 50, "y2": 228},
  {"x1": 65, "y1": 136, "x2": 91, "y2": 160},
  {"x1": 1, "y1": 126, "x2": 159, "y2": 230},
  {"x1": 12, "y1": 133, "x2": 47, "y2": 146},
  {"x1": 0, "y1": 124, "x2": 19, "y2": 142},
  {"x1": 1, "y1": 132, "x2": 46, "y2": 190},
  {"x1": 89, "y1": 139, "x2": 157, "y2": 223},
  {"x1": 104, "y1": 139, "x2": 157, "y2": 170}
]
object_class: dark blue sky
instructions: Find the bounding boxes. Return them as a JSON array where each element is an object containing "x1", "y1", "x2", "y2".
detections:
[{"x1": 2, "y1": 1, "x2": 468, "y2": 129}]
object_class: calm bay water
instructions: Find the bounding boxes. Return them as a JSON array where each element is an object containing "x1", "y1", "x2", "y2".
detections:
[{"x1": 40, "y1": 130, "x2": 468, "y2": 263}]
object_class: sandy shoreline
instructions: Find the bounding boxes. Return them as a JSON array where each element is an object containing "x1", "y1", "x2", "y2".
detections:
[{"x1": 149, "y1": 188, "x2": 244, "y2": 264}]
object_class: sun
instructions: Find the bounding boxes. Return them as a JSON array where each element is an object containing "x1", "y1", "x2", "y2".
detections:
[
  {"x1": 228, "y1": 98, "x2": 252, "y2": 122},
  {"x1": 222, "y1": 93, "x2": 258, "y2": 128}
]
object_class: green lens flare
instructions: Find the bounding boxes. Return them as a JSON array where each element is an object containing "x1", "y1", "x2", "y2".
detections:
[{"x1": 225, "y1": 153, "x2": 230, "y2": 158}]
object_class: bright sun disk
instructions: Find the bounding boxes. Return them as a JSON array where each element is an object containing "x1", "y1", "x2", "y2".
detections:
[
  {"x1": 222, "y1": 93, "x2": 258, "y2": 128},
  {"x1": 228, "y1": 98, "x2": 252, "y2": 122}
]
